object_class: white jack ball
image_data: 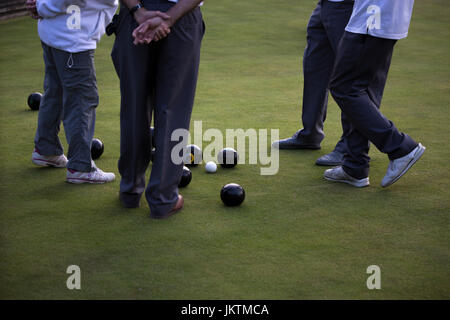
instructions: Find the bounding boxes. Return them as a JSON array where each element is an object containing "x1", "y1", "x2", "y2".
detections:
[{"x1": 205, "y1": 161, "x2": 217, "y2": 173}]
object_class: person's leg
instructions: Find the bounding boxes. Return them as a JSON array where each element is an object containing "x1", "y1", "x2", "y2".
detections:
[
  {"x1": 34, "y1": 42, "x2": 64, "y2": 156},
  {"x1": 329, "y1": 32, "x2": 418, "y2": 179},
  {"x1": 297, "y1": 2, "x2": 336, "y2": 147},
  {"x1": 145, "y1": 7, "x2": 204, "y2": 217},
  {"x1": 274, "y1": 2, "x2": 333, "y2": 149},
  {"x1": 314, "y1": 0, "x2": 354, "y2": 165},
  {"x1": 111, "y1": 6, "x2": 153, "y2": 206},
  {"x1": 51, "y1": 48, "x2": 98, "y2": 173},
  {"x1": 324, "y1": 0, "x2": 354, "y2": 154}
]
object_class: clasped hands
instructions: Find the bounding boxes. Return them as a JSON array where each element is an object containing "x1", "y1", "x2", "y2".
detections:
[
  {"x1": 25, "y1": 1, "x2": 169, "y2": 45},
  {"x1": 25, "y1": 0, "x2": 41, "y2": 19},
  {"x1": 132, "y1": 9, "x2": 173, "y2": 45}
]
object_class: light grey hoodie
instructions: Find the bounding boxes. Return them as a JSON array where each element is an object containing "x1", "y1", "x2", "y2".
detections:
[{"x1": 36, "y1": 0, "x2": 118, "y2": 53}]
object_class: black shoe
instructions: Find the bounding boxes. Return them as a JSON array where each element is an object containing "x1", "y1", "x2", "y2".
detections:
[
  {"x1": 119, "y1": 192, "x2": 141, "y2": 208},
  {"x1": 316, "y1": 151, "x2": 344, "y2": 166},
  {"x1": 272, "y1": 131, "x2": 320, "y2": 150}
]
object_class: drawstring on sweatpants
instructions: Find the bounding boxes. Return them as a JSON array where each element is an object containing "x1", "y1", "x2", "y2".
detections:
[{"x1": 67, "y1": 53, "x2": 74, "y2": 68}]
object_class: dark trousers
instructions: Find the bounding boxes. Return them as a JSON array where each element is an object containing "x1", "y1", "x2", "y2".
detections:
[
  {"x1": 36, "y1": 43, "x2": 98, "y2": 172},
  {"x1": 111, "y1": 1, "x2": 204, "y2": 215},
  {"x1": 329, "y1": 32, "x2": 418, "y2": 179},
  {"x1": 297, "y1": 0, "x2": 353, "y2": 152}
]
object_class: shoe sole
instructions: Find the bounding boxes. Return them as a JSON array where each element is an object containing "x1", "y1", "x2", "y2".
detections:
[
  {"x1": 381, "y1": 144, "x2": 426, "y2": 188},
  {"x1": 66, "y1": 178, "x2": 109, "y2": 184},
  {"x1": 324, "y1": 175, "x2": 370, "y2": 188},
  {"x1": 32, "y1": 158, "x2": 66, "y2": 168}
]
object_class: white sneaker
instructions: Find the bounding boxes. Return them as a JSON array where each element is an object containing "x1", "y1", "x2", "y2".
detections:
[
  {"x1": 381, "y1": 143, "x2": 426, "y2": 188},
  {"x1": 32, "y1": 149, "x2": 68, "y2": 168},
  {"x1": 67, "y1": 167, "x2": 115, "y2": 184},
  {"x1": 324, "y1": 166, "x2": 370, "y2": 188}
]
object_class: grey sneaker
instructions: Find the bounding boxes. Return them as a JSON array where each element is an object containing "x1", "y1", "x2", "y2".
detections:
[
  {"x1": 272, "y1": 130, "x2": 320, "y2": 150},
  {"x1": 381, "y1": 143, "x2": 425, "y2": 188},
  {"x1": 316, "y1": 151, "x2": 344, "y2": 166},
  {"x1": 324, "y1": 166, "x2": 370, "y2": 188}
]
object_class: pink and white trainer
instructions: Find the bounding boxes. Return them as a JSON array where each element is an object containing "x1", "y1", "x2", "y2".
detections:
[
  {"x1": 32, "y1": 149, "x2": 68, "y2": 168},
  {"x1": 66, "y1": 167, "x2": 115, "y2": 184}
]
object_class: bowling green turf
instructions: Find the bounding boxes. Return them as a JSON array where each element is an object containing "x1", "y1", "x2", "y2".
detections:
[{"x1": 0, "y1": 0, "x2": 449, "y2": 299}]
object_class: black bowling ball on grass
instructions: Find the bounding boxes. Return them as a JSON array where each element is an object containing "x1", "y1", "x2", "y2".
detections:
[
  {"x1": 27, "y1": 92, "x2": 42, "y2": 110},
  {"x1": 183, "y1": 144, "x2": 202, "y2": 167},
  {"x1": 217, "y1": 148, "x2": 239, "y2": 168},
  {"x1": 220, "y1": 183, "x2": 245, "y2": 207},
  {"x1": 179, "y1": 166, "x2": 192, "y2": 188},
  {"x1": 91, "y1": 138, "x2": 104, "y2": 160}
]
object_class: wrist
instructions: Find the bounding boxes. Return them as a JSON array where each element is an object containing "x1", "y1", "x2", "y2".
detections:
[
  {"x1": 133, "y1": 7, "x2": 147, "y2": 24},
  {"x1": 130, "y1": 1, "x2": 145, "y2": 20},
  {"x1": 129, "y1": 1, "x2": 143, "y2": 14},
  {"x1": 166, "y1": 16, "x2": 175, "y2": 28}
]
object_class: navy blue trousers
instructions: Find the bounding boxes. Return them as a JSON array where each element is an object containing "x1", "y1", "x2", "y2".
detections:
[
  {"x1": 329, "y1": 32, "x2": 418, "y2": 179},
  {"x1": 112, "y1": 1, "x2": 204, "y2": 215},
  {"x1": 296, "y1": 0, "x2": 353, "y2": 152}
]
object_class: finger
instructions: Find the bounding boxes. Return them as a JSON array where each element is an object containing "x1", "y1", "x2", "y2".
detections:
[
  {"x1": 132, "y1": 29, "x2": 138, "y2": 39},
  {"x1": 156, "y1": 30, "x2": 165, "y2": 39},
  {"x1": 132, "y1": 24, "x2": 147, "y2": 39}
]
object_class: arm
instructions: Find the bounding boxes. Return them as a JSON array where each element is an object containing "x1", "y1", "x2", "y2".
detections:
[
  {"x1": 133, "y1": 0, "x2": 203, "y2": 44},
  {"x1": 25, "y1": 0, "x2": 40, "y2": 19},
  {"x1": 165, "y1": 0, "x2": 204, "y2": 29}
]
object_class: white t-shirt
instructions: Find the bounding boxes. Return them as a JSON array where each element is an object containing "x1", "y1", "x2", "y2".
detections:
[
  {"x1": 345, "y1": 0, "x2": 415, "y2": 40},
  {"x1": 37, "y1": 0, "x2": 118, "y2": 53}
]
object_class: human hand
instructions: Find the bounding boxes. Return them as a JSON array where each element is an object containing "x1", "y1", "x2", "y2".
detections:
[
  {"x1": 132, "y1": 17, "x2": 171, "y2": 45},
  {"x1": 25, "y1": 0, "x2": 40, "y2": 19},
  {"x1": 133, "y1": 8, "x2": 170, "y2": 26}
]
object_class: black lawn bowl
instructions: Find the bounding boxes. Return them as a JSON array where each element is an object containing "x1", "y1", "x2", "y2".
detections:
[
  {"x1": 179, "y1": 166, "x2": 192, "y2": 188},
  {"x1": 91, "y1": 138, "x2": 104, "y2": 160},
  {"x1": 218, "y1": 148, "x2": 239, "y2": 168},
  {"x1": 150, "y1": 126, "x2": 155, "y2": 147},
  {"x1": 150, "y1": 148, "x2": 156, "y2": 163},
  {"x1": 184, "y1": 144, "x2": 202, "y2": 167},
  {"x1": 220, "y1": 183, "x2": 245, "y2": 207},
  {"x1": 27, "y1": 92, "x2": 42, "y2": 110}
]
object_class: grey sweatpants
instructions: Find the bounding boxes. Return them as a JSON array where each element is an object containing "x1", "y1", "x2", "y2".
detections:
[
  {"x1": 111, "y1": 1, "x2": 204, "y2": 216},
  {"x1": 35, "y1": 42, "x2": 98, "y2": 172}
]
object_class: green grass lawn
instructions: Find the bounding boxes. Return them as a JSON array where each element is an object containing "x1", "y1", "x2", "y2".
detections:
[{"x1": 0, "y1": 0, "x2": 449, "y2": 299}]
